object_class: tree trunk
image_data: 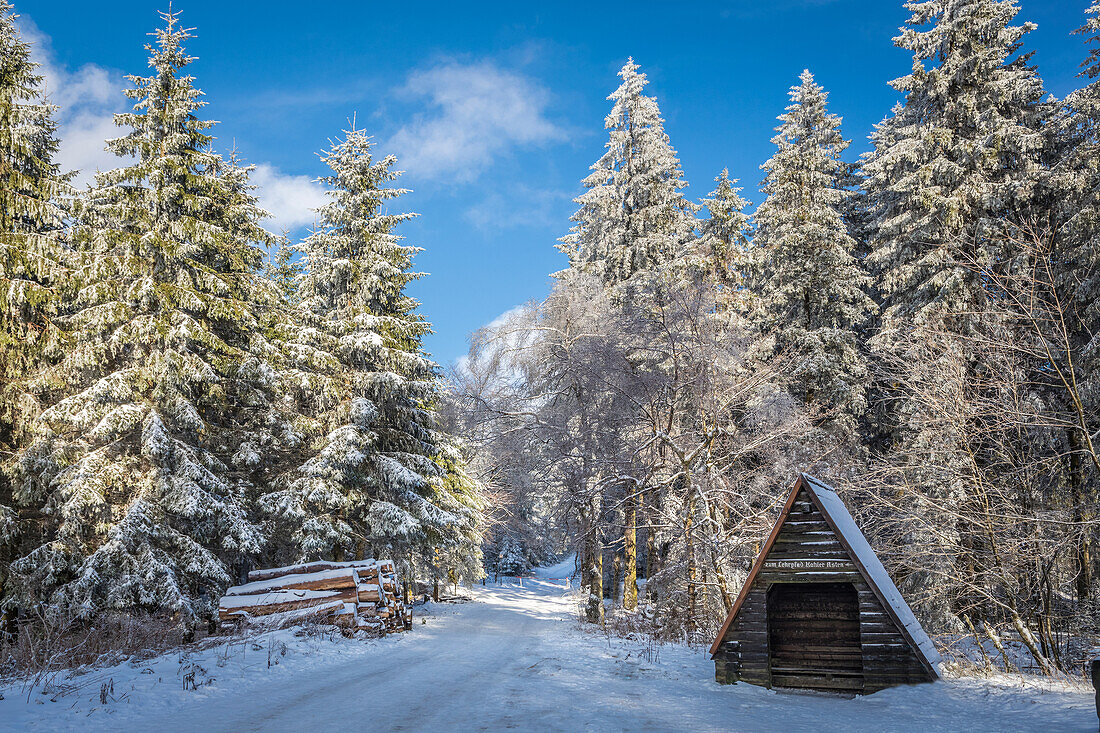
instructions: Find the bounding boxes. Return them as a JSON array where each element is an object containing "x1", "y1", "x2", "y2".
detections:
[
  {"x1": 586, "y1": 541, "x2": 604, "y2": 624},
  {"x1": 645, "y1": 489, "x2": 658, "y2": 602},
  {"x1": 1011, "y1": 611, "x2": 1056, "y2": 676},
  {"x1": 980, "y1": 620, "x2": 1016, "y2": 673},
  {"x1": 961, "y1": 614, "x2": 993, "y2": 671},
  {"x1": 684, "y1": 489, "x2": 697, "y2": 633},
  {"x1": 1068, "y1": 429, "x2": 1093, "y2": 601},
  {"x1": 580, "y1": 540, "x2": 593, "y2": 603},
  {"x1": 583, "y1": 494, "x2": 605, "y2": 624},
  {"x1": 705, "y1": 500, "x2": 733, "y2": 615},
  {"x1": 610, "y1": 548, "x2": 622, "y2": 602},
  {"x1": 623, "y1": 488, "x2": 638, "y2": 611}
]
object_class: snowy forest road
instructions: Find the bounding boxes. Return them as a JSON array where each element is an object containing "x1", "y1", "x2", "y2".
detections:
[
  {"x1": 3, "y1": 573, "x2": 1096, "y2": 732},
  {"x1": 240, "y1": 581, "x2": 554, "y2": 732}
]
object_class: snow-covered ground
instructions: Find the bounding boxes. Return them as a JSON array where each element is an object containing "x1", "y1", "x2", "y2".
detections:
[{"x1": 1, "y1": 570, "x2": 1094, "y2": 732}]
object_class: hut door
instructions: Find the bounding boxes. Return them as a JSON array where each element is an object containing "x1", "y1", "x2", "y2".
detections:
[{"x1": 767, "y1": 582, "x2": 863, "y2": 692}]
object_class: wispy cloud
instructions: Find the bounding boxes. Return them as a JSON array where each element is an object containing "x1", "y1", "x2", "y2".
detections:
[
  {"x1": 388, "y1": 60, "x2": 564, "y2": 183},
  {"x1": 20, "y1": 12, "x2": 325, "y2": 237},
  {"x1": 453, "y1": 303, "x2": 537, "y2": 374},
  {"x1": 464, "y1": 185, "x2": 573, "y2": 233}
]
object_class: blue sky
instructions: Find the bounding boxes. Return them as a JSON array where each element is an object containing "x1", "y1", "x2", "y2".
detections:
[{"x1": 21, "y1": 0, "x2": 1092, "y2": 366}]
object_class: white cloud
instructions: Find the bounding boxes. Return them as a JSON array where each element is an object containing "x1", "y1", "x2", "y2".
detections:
[
  {"x1": 53, "y1": 111, "x2": 121, "y2": 186},
  {"x1": 18, "y1": 14, "x2": 124, "y2": 187},
  {"x1": 388, "y1": 61, "x2": 563, "y2": 182},
  {"x1": 251, "y1": 164, "x2": 327, "y2": 233},
  {"x1": 482, "y1": 304, "x2": 532, "y2": 334},
  {"x1": 45, "y1": 57, "x2": 116, "y2": 112}
]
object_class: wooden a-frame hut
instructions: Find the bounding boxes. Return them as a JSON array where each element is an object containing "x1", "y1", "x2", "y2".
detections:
[{"x1": 710, "y1": 473, "x2": 940, "y2": 694}]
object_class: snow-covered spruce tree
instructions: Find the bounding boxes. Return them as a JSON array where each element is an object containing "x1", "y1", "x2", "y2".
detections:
[
  {"x1": 1049, "y1": 2, "x2": 1100, "y2": 362},
  {"x1": 558, "y1": 58, "x2": 697, "y2": 297},
  {"x1": 863, "y1": 0, "x2": 1045, "y2": 350},
  {"x1": 0, "y1": 0, "x2": 73, "y2": 549},
  {"x1": 431, "y1": 452, "x2": 485, "y2": 584},
  {"x1": 6, "y1": 12, "x2": 289, "y2": 623},
  {"x1": 698, "y1": 168, "x2": 752, "y2": 316},
  {"x1": 1043, "y1": 2, "x2": 1100, "y2": 603},
  {"x1": 860, "y1": 0, "x2": 1046, "y2": 628},
  {"x1": 264, "y1": 236, "x2": 301, "y2": 306},
  {"x1": 749, "y1": 70, "x2": 873, "y2": 423},
  {"x1": 555, "y1": 59, "x2": 697, "y2": 618},
  {"x1": 494, "y1": 534, "x2": 530, "y2": 577},
  {"x1": 261, "y1": 129, "x2": 482, "y2": 584}
]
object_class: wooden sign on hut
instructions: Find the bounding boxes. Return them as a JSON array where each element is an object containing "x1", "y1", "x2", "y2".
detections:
[{"x1": 710, "y1": 473, "x2": 940, "y2": 694}]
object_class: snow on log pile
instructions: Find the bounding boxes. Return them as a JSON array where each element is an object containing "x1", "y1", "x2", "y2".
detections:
[{"x1": 218, "y1": 559, "x2": 412, "y2": 634}]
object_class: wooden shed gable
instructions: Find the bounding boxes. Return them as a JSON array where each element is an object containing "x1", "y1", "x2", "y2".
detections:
[{"x1": 710, "y1": 474, "x2": 940, "y2": 692}]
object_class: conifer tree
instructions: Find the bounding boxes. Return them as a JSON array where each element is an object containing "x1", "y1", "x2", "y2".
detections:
[
  {"x1": 750, "y1": 70, "x2": 873, "y2": 420},
  {"x1": 1051, "y1": 3, "x2": 1100, "y2": 333},
  {"x1": 558, "y1": 59, "x2": 697, "y2": 295},
  {"x1": 860, "y1": 0, "x2": 1046, "y2": 621},
  {"x1": 860, "y1": 0, "x2": 1045, "y2": 465},
  {"x1": 261, "y1": 129, "x2": 482, "y2": 580},
  {"x1": 556, "y1": 60, "x2": 700, "y2": 618},
  {"x1": 863, "y1": 0, "x2": 1045, "y2": 348},
  {"x1": 860, "y1": 0, "x2": 1046, "y2": 466},
  {"x1": 265, "y1": 237, "x2": 301, "y2": 305},
  {"x1": 1044, "y1": 2, "x2": 1100, "y2": 601},
  {"x1": 698, "y1": 169, "x2": 752, "y2": 314},
  {"x1": 0, "y1": 0, "x2": 72, "y2": 546},
  {"x1": 494, "y1": 534, "x2": 529, "y2": 577},
  {"x1": 7, "y1": 12, "x2": 288, "y2": 622}
]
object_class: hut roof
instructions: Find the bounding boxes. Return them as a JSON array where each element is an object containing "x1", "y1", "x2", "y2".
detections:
[{"x1": 708, "y1": 473, "x2": 941, "y2": 673}]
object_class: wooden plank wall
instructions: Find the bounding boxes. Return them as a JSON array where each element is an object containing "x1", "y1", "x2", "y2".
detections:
[
  {"x1": 713, "y1": 488, "x2": 933, "y2": 693},
  {"x1": 768, "y1": 583, "x2": 862, "y2": 692}
]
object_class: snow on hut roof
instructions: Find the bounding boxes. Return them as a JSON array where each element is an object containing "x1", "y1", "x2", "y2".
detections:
[{"x1": 799, "y1": 474, "x2": 941, "y2": 668}]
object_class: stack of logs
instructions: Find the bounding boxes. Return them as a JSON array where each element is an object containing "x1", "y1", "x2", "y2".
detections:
[{"x1": 218, "y1": 559, "x2": 412, "y2": 634}]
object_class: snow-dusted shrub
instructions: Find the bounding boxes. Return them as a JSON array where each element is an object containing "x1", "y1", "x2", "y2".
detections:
[{"x1": 0, "y1": 609, "x2": 186, "y2": 682}]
